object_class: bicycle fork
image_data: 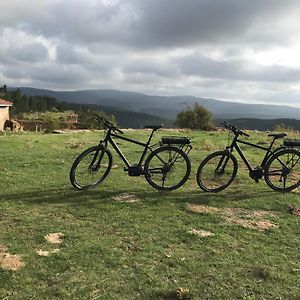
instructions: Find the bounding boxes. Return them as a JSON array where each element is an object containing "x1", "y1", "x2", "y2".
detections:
[
  {"x1": 215, "y1": 150, "x2": 231, "y2": 175},
  {"x1": 89, "y1": 145, "x2": 106, "y2": 173}
]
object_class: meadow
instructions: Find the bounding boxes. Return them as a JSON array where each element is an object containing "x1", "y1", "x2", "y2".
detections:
[{"x1": 0, "y1": 129, "x2": 299, "y2": 299}]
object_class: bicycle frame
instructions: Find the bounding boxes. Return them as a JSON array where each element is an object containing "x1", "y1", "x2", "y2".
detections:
[
  {"x1": 227, "y1": 134, "x2": 283, "y2": 172},
  {"x1": 99, "y1": 128, "x2": 157, "y2": 169}
]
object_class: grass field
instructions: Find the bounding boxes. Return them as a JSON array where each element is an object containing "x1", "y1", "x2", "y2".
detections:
[{"x1": 0, "y1": 129, "x2": 299, "y2": 299}]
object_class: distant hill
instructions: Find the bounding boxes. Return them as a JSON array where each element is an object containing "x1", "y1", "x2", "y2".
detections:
[
  {"x1": 217, "y1": 118, "x2": 300, "y2": 131},
  {"x1": 65, "y1": 103, "x2": 170, "y2": 128},
  {"x1": 15, "y1": 87, "x2": 300, "y2": 120}
]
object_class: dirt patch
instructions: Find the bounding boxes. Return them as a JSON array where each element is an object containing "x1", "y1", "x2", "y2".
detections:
[
  {"x1": 113, "y1": 193, "x2": 140, "y2": 203},
  {"x1": 187, "y1": 204, "x2": 219, "y2": 214},
  {"x1": 223, "y1": 217, "x2": 278, "y2": 230},
  {"x1": 44, "y1": 233, "x2": 64, "y2": 244},
  {"x1": 66, "y1": 141, "x2": 85, "y2": 149},
  {"x1": 0, "y1": 244, "x2": 8, "y2": 253},
  {"x1": 36, "y1": 249, "x2": 60, "y2": 257},
  {"x1": 287, "y1": 205, "x2": 300, "y2": 216},
  {"x1": 0, "y1": 254, "x2": 24, "y2": 271},
  {"x1": 187, "y1": 204, "x2": 278, "y2": 231},
  {"x1": 162, "y1": 128, "x2": 190, "y2": 133},
  {"x1": 0, "y1": 245, "x2": 24, "y2": 271},
  {"x1": 188, "y1": 228, "x2": 215, "y2": 237}
]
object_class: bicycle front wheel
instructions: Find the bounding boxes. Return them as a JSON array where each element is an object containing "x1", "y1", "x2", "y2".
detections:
[
  {"x1": 196, "y1": 150, "x2": 238, "y2": 193},
  {"x1": 264, "y1": 148, "x2": 300, "y2": 192},
  {"x1": 144, "y1": 146, "x2": 191, "y2": 191},
  {"x1": 70, "y1": 146, "x2": 113, "y2": 190}
]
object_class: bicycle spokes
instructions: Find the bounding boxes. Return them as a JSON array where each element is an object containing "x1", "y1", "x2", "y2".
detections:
[
  {"x1": 196, "y1": 151, "x2": 238, "y2": 193},
  {"x1": 145, "y1": 146, "x2": 191, "y2": 191},
  {"x1": 70, "y1": 147, "x2": 112, "y2": 190},
  {"x1": 265, "y1": 149, "x2": 300, "y2": 192}
]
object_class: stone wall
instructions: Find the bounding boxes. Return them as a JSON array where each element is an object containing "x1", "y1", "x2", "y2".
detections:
[{"x1": 0, "y1": 107, "x2": 9, "y2": 131}]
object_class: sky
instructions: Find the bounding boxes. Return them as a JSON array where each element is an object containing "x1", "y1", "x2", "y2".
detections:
[{"x1": 1, "y1": 0, "x2": 300, "y2": 107}]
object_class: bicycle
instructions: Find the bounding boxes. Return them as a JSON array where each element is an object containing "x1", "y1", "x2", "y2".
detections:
[
  {"x1": 70, "y1": 115, "x2": 192, "y2": 191},
  {"x1": 196, "y1": 121, "x2": 300, "y2": 193}
]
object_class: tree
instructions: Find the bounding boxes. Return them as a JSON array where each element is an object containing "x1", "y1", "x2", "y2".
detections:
[
  {"x1": 175, "y1": 103, "x2": 213, "y2": 130},
  {"x1": 0, "y1": 84, "x2": 7, "y2": 95}
]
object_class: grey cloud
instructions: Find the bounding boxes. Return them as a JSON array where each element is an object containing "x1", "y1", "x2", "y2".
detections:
[
  {"x1": 2, "y1": 62, "x2": 93, "y2": 87},
  {"x1": 122, "y1": 58, "x2": 179, "y2": 78},
  {"x1": 55, "y1": 43, "x2": 95, "y2": 65},
  {"x1": 175, "y1": 54, "x2": 300, "y2": 83},
  {"x1": 1, "y1": 1, "x2": 300, "y2": 108},
  {"x1": 3, "y1": 1, "x2": 137, "y2": 47},
  {"x1": 2, "y1": 1, "x2": 300, "y2": 50},
  {"x1": 130, "y1": 0, "x2": 300, "y2": 48},
  {"x1": 1, "y1": 66, "x2": 29, "y2": 79},
  {"x1": 9, "y1": 43, "x2": 49, "y2": 63}
]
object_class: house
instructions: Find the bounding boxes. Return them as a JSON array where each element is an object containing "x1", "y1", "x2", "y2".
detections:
[
  {"x1": 68, "y1": 113, "x2": 78, "y2": 125},
  {"x1": 0, "y1": 99, "x2": 13, "y2": 131}
]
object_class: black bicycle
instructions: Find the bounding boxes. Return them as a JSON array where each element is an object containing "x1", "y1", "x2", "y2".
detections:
[
  {"x1": 70, "y1": 115, "x2": 192, "y2": 191},
  {"x1": 196, "y1": 121, "x2": 300, "y2": 193}
]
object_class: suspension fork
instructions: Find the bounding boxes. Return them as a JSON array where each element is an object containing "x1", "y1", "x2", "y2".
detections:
[
  {"x1": 90, "y1": 138, "x2": 108, "y2": 169},
  {"x1": 215, "y1": 147, "x2": 233, "y2": 172}
]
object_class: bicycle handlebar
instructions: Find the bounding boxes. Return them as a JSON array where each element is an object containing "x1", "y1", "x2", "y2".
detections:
[
  {"x1": 95, "y1": 115, "x2": 123, "y2": 134},
  {"x1": 221, "y1": 121, "x2": 250, "y2": 137}
]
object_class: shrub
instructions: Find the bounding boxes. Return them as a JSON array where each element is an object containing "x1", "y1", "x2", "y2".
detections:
[{"x1": 175, "y1": 103, "x2": 213, "y2": 130}]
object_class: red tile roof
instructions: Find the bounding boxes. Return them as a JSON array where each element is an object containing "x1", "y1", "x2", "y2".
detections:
[{"x1": 0, "y1": 99, "x2": 13, "y2": 106}]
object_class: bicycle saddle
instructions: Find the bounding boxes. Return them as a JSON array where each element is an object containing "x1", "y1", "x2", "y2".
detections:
[
  {"x1": 268, "y1": 133, "x2": 287, "y2": 139},
  {"x1": 144, "y1": 125, "x2": 163, "y2": 130}
]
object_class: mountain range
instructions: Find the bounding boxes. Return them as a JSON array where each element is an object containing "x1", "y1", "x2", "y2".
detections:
[{"x1": 16, "y1": 87, "x2": 300, "y2": 121}]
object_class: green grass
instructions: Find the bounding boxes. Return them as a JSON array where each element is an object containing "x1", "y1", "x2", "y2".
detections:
[{"x1": 0, "y1": 129, "x2": 299, "y2": 299}]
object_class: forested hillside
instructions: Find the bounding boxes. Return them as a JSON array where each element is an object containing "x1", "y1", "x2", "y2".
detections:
[
  {"x1": 16, "y1": 87, "x2": 300, "y2": 120},
  {"x1": 0, "y1": 85, "x2": 169, "y2": 128}
]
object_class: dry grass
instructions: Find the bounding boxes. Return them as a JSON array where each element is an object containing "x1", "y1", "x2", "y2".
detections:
[{"x1": 187, "y1": 204, "x2": 278, "y2": 231}]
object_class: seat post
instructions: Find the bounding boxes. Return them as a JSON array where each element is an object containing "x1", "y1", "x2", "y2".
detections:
[{"x1": 146, "y1": 128, "x2": 156, "y2": 146}]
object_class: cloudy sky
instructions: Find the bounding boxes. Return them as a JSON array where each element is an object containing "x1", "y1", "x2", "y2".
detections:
[{"x1": 1, "y1": 0, "x2": 300, "y2": 107}]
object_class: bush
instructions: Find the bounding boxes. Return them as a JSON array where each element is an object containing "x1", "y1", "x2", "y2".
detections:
[{"x1": 175, "y1": 103, "x2": 213, "y2": 130}]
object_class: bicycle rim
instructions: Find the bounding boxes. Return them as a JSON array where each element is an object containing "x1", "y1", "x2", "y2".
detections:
[
  {"x1": 145, "y1": 146, "x2": 191, "y2": 190},
  {"x1": 265, "y1": 149, "x2": 300, "y2": 192},
  {"x1": 197, "y1": 151, "x2": 237, "y2": 192},
  {"x1": 70, "y1": 146, "x2": 112, "y2": 190}
]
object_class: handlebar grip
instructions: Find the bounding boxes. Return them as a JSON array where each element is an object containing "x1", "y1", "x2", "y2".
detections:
[
  {"x1": 114, "y1": 127, "x2": 124, "y2": 134},
  {"x1": 241, "y1": 131, "x2": 250, "y2": 137},
  {"x1": 222, "y1": 121, "x2": 249, "y2": 137}
]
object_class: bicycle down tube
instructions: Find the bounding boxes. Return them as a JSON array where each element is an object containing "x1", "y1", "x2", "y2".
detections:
[{"x1": 108, "y1": 131, "x2": 155, "y2": 169}]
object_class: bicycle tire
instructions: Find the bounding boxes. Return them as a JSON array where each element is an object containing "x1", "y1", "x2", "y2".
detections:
[
  {"x1": 264, "y1": 148, "x2": 300, "y2": 192},
  {"x1": 196, "y1": 150, "x2": 238, "y2": 193},
  {"x1": 144, "y1": 146, "x2": 191, "y2": 191},
  {"x1": 70, "y1": 146, "x2": 113, "y2": 190}
]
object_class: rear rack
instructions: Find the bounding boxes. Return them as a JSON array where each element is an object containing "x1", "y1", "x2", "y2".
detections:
[
  {"x1": 161, "y1": 136, "x2": 191, "y2": 145},
  {"x1": 284, "y1": 139, "x2": 300, "y2": 147},
  {"x1": 160, "y1": 136, "x2": 192, "y2": 156}
]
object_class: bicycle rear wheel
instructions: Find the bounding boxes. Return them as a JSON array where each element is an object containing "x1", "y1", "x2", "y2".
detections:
[
  {"x1": 196, "y1": 150, "x2": 238, "y2": 192},
  {"x1": 144, "y1": 146, "x2": 191, "y2": 191},
  {"x1": 70, "y1": 146, "x2": 113, "y2": 190},
  {"x1": 264, "y1": 148, "x2": 300, "y2": 192}
]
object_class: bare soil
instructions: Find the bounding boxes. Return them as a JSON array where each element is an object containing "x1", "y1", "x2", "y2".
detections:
[
  {"x1": 44, "y1": 232, "x2": 64, "y2": 244},
  {"x1": 113, "y1": 193, "x2": 140, "y2": 203},
  {"x1": 188, "y1": 228, "x2": 215, "y2": 237},
  {"x1": 0, "y1": 245, "x2": 24, "y2": 271},
  {"x1": 187, "y1": 204, "x2": 278, "y2": 231}
]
